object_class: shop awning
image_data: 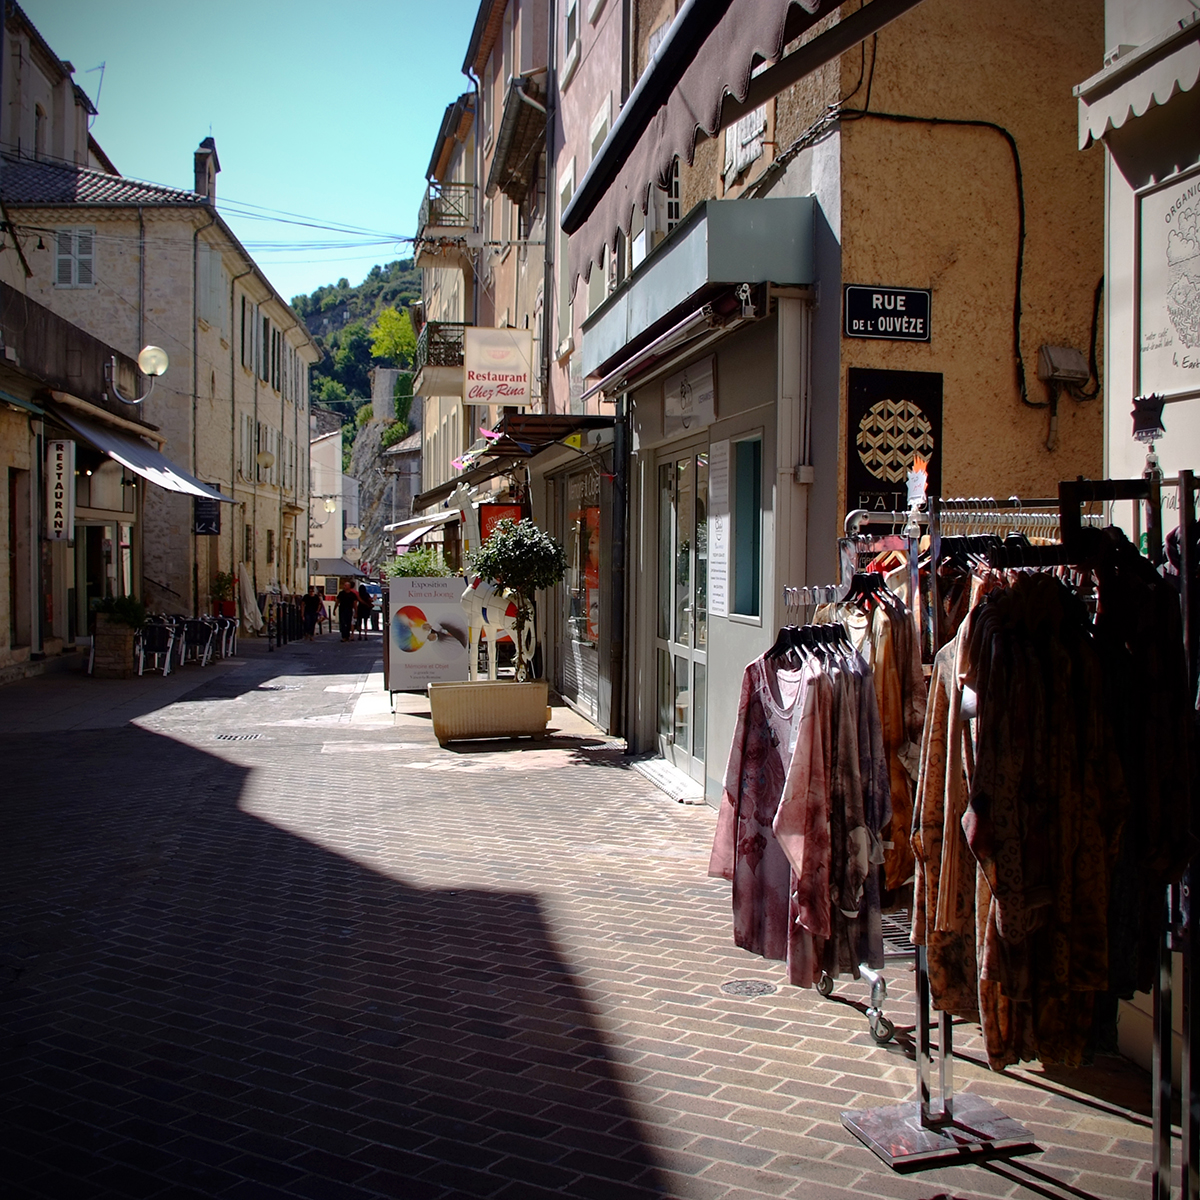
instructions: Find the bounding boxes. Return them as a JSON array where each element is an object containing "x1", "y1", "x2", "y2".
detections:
[
  {"x1": 1075, "y1": 14, "x2": 1200, "y2": 149},
  {"x1": 560, "y1": 0, "x2": 925, "y2": 289},
  {"x1": 395, "y1": 519, "x2": 455, "y2": 552},
  {"x1": 310, "y1": 557, "x2": 366, "y2": 578},
  {"x1": 53, "y1": 408, "x2": 232, "y2": 502},
  {"x1": 412, "y1": 454, "x2": 524, "y2": 511},
  {"x1": 486, "y1": 76, "x2": 546, "y2": 204},
  {"x1": 482, "y1": 413, "x2": 614, "y2": 458}
]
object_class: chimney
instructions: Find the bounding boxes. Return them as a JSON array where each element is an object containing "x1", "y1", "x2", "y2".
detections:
[{"x1": 194, "y1": 137, "x2": 220, "y2": 204}]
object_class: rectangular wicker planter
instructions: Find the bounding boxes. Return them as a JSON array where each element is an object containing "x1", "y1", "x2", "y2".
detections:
[{"x1": 428, "y1": 679, "x2": 550, "y2": 745}]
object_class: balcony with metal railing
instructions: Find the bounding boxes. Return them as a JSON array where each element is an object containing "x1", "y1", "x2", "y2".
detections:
[
  {"x1": 415, "y1": 182, "x2": 477, "y2": 270},
  {"x1": 414, "y1": 321, "x2": 467, "y2": 396}
]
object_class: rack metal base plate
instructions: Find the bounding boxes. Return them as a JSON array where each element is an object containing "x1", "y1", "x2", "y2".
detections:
[{"x1": 842, "y1": 1092, "x2": 1038, "y2": 1173}]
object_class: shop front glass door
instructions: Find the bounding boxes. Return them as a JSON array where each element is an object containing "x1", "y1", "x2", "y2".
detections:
[{"x1": 656, "y1": 449, "x2": 708, "y2": 782}]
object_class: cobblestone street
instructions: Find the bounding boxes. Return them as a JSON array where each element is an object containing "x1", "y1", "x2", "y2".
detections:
[{"x1": 0, "y1": 634, "x2": 1161, "y2": 1199}]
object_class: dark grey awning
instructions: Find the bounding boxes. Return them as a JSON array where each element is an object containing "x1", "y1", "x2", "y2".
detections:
[
  {"x1": 1074, "y1": 14, "x2": 1200, "y2": 149},
  {"x1": 310, "y1": 558, "x2": 367, "y2": 578},
  {"x1": 486, "y1": 77, "x2": 546, "y2": 204},
  {"x1": 560, "y1": 0, "x2": 925, "y2": 289},
  {"x1": 53, "y1": 408, "x2": 232, "y2": 501}
]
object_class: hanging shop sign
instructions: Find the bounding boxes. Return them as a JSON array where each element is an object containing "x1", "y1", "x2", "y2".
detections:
[
  {"x1": 193, "y1": 496, "x2": 222, "y2": 535},
  {"x1": 46, "y1": 438, "x2": 75, "y2": 540},
  {"x1": 1137, "y1": 164, "x2": 1200, "y2": 402},
  {"x1": 464, "y1": 327, "x2": 533, "y2": 406},
  {"x1": 664, "y1": 356, "x2": 716, "y2": 438},
  {"x1": 479, "y1": 503, "x2": 526, "y2": 543},
  {"x1": 847, "y1": 368, "x2": 942, "y2": 513},
  {"x1": 385, "y1": 576, "x2": 470, "y2": 692},
  {"x1": 844, "y1": 285, "x2": 932, "y2": 342}
]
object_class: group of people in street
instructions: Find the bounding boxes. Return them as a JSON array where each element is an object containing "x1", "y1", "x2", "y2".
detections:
[{"x1": 300, "y1": 579, "x2": 377, "y2": 643}]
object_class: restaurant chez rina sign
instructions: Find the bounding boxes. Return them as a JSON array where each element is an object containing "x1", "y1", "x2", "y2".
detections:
[{"x1": 464, "y1": 327, "x2": 533, "y2": 406}]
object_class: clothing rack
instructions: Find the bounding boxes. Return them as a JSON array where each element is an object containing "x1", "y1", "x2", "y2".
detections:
[
  {"x1": 843, "y1": 481, "x2": 1173, "y2": 1173},
  {"x1": 780, "y1": 527, "x2": 923, "y2": 1044}
]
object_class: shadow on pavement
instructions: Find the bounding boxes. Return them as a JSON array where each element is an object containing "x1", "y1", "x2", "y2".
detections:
[{"x1": 0, "y1": 724, "x2": 668, "y2": 1199}]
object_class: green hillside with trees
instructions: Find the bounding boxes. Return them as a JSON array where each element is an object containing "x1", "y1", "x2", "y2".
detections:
[{"x1": 293, "y1": 260, "x2": 421, "y2": 469}]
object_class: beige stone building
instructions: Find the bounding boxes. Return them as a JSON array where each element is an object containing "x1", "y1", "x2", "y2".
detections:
[
  {"x1": 2, "y1": 142, "x2": 320, "y2": 616},
  {"x1": 0, "y1": 5, "x2": 320, "y2": 625}
]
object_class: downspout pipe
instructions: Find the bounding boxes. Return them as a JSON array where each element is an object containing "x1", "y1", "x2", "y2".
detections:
[
  {"x1": 192, "y1": 206, "x2": 217, "y2": 616},
  {"x1": 230, "y1": 263, "x2": 254, "y2": 589},
  {"x1": 541, "y1": 0, "x2": 557, "y2": 410}
]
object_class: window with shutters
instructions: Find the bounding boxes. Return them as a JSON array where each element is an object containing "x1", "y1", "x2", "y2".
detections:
[
  {"x1": 239, "y1": 413, "x2": 255, "y2": 480},
  {"x1": 266, "y1": 529, "x2": 275, "y2": 564},
  {"x1": 260, "y1": 316, "x2": 270, "y2": 382},
  {"x1": 54, "y1": 228, "x2": 95, "y2": 288}
]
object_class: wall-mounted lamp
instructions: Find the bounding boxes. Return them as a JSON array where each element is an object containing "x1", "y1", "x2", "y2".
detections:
[
  {"x1": 256, "y1": 449, "x2": 276, "y2": 470},
  {"x1": 106, "y1": 345, "x2": 169, "y2": 404},
  {"x1": 323, "y1": 497, "x2": 337, "y2": 513},
  {"x1": 1132, "y1": 393, "x2": 1166, "y2": 481}
]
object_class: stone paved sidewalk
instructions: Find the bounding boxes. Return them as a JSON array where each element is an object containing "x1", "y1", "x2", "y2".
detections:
[{"x1": 0, "y1": 630, "x2": 1162, "y2": 1198}]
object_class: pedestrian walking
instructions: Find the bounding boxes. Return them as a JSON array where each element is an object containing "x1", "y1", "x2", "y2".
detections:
[
  {"x1": 334, "y1": 579, "x2": 358, "y2": 643},
  {"x1": 301, "y1": 587, "x2": 322, "y2": 641},
  {"x1": 355, "y1": 582, "x2": 374, "y2": 641}
]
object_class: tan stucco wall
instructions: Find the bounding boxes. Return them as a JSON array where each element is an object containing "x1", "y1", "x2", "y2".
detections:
[{"x1": 837, "y1": 0, "x2": 1105, "y2": 505}]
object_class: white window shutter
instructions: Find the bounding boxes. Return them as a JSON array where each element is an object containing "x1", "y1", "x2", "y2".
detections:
[
  {"x1": 55, "y1": 230, "x2": 74, "y2": 286},
  {"x1": 75, "y1": 229, "x2": 94, "y2": 285}
]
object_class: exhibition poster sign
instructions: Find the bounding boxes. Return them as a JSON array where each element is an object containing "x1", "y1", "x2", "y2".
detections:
[{"x1": 386, "y1": 577, "x2": 470, "y2": 692}]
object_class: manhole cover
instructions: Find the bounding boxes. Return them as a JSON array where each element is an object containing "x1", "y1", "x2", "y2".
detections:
[
  {"x1": 215, "y1": 733, "x2": 262, "y2": 741},
  {"x1": 721, "y1": 979, "x2": 777, "y2": 998}
]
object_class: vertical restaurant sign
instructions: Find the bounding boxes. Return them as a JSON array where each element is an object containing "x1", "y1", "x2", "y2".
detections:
[
  {"x1": 664, "y1": 355, "x2": 716, "y2": 438},
  {"x1": 385, "y1": 576, "x2": 471, "y2": 691},
  {"x1": 707, "y1": 439, "x2": 730, "y2": 617},
  {"x1": 846, "y1": 368, "x2": 942, "y2": 513},
  {"x1": 464, "y1": 327, "x2": 533, "y2": 406},
  {"x1": 1138, "y1": 165, "x2": 1200, "y2": 400},
  {"x1": 46, "y1": 439, "x2": 75, "y2": 540}
]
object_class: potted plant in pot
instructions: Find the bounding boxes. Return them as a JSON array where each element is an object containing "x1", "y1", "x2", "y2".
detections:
[
  {"x1": 91, "y1": 594, "x2": 147, "y2": 678},
  {"x1": 212, "y1": 571, "x2": 237, "y2": 618},
  {"x1": 427, "y1": 518, "x2": 567, "y2": 745}
]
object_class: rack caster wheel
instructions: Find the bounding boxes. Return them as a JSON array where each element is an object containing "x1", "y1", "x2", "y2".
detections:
[
  {"x1": 816, "y1": 972, "x2": 834, "y2": 998},
  {"x1": 869, "y1": 1015, "x2": 895, "y2": 1044}
]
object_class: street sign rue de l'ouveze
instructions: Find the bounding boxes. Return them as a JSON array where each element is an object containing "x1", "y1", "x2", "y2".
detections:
[{"x1": 844, "y1": 285, "x2": 931, "y2": 342}]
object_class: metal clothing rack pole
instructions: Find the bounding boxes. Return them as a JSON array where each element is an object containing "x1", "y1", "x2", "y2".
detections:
[
  {"x1": 1176, "y1": 471, "x2": 1199, "y2": 1200},
  {"x1": 842, "y1": 493, "x2": 1041, "y2": 1171}
]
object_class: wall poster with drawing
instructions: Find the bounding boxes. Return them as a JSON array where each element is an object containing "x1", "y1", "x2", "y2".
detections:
[{"x1": 1138, "y1": 165, "x2": 1200, "y2": 402}]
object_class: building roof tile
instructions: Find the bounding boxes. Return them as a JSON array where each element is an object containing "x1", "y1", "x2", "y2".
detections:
[{"x1": 0, "y1": 155, "x2": 203, "y2": 208}]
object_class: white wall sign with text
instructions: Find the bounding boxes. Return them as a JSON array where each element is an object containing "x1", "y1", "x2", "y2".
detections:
[
  {"x1": 664, "y1": 356, "x2": 716, "y2": 438},
  {"x1": 464, "y1": 327, "x2": 534, "y2": 406},
  {"x1": 1138, "y1": 165, "x2": 1200, "y2": 401},
  {"x1": 707, "y1": 439, "x2": 730, "y2": 618},
  {"x1": 46, "y1": 439, "x2": 75, "y2": 540}
]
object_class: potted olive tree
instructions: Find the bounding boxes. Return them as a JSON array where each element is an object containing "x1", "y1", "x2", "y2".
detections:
[
  {"x1": 427, "y1": 518, "x2": 567, "y2": 745},
  {"x1": 91, "y1": 595, "x2": 146, "y2": 678},
  {"x1": 212, "y1": 571, "x2": 237, "y2": 618}
]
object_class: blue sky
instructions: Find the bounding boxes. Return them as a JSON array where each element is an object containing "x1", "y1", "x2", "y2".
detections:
[{"x1": 23, "y1": 0, "x2": 480, "y2": 305}]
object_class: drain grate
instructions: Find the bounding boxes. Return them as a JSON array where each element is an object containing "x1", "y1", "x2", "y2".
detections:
[
  {"x1": 215, "y1": 732, "x2": 262, "y2": 741},
  {"x1": 721, "y1": 979, "x2": 777, "y2": 998},
  {"x1": 882, "y1": 912, "x2": 916, "y2": 958}
]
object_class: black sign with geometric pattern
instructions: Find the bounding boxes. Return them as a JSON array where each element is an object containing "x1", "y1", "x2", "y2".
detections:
[{"x1": 846, "y1": 368, "x2": 942, "y2": 514}]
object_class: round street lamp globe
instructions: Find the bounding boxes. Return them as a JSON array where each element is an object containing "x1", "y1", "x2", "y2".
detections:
[
  {"x1": 137, "y1": 345, "x2": 169, "y2": 377},
  {"x1": 323, "y1": 498, "x2": 337, "y2": 513},
  {"x1": 256, "y1": 450, "x2": 276, "y2": 469}
]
